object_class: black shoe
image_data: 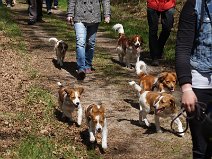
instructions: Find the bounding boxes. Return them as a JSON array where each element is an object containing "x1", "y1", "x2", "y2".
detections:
[
  {"x1": 151, "y1": 59, "x2": 159, "y2": 66},
  {"x1": 28, "y1": 19, "x2": 36, "y2": 25},
  {"x1": 77, "y1": 71, "x2": 86, "y2": 81}
]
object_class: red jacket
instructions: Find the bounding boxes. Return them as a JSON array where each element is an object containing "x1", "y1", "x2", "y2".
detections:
[{"x1": 147, "y1": 0, "x2": 176, "y2": 12}]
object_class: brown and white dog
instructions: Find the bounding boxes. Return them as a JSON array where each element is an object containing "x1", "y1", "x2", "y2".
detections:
[
  {"x1": 129, "y1": 81, "x2": 184, "y2": 136},
  {"x1": 49, "y1": 37, "x2": 68, "y2": 67},
  {"x1": 85, "y1": 103, "x2": 108, "y2": 149},
  {"x1": 113, "y1": 23, "x2": 143, "y2": 68},
  {"x1": 135, "y1": 60, "x2": 177, "y2": 92},
  {"x1": 57, "y1": 82, "x2": 84, "y2": 126}
]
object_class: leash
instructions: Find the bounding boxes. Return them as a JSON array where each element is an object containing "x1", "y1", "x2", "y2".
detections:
[
  {"x1": 171, "y1": 102, "x2": 207, "y2": 135},
  {"x1": 170, "y1": 107, "x2": 189, "y2": 134}
]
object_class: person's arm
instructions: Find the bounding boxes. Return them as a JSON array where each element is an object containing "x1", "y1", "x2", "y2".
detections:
[
  {"x1": 175, "y1": 0, "x2": 197, "y2": 112},
  {"x1": 66, "y1": 0, "x2": 75, "y2": 24},
  {"x1": 102, "y1": 0, "x2": 111, "y2": 23}
]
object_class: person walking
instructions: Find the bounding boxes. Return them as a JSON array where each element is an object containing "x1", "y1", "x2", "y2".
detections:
[
  {"x1": 147, "y1": 0, "x2": 176, "y2": 66},
  {"x1": 53, "y1": 0, "x2": 58, "y2": 9},
  {"x1": 28, "y1": 0, "x2": 43, "y2": 25},
  {"x1": 66, "y1": 0, "x2": 111, "y2": 80},
  {"x1": 175, "y1": 0, "x2": 212, "y2": 158},
  {"x1": 46, "y1": 0, "x2": 52, "y2": 15}
]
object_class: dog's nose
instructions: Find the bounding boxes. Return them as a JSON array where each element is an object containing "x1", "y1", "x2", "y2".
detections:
[
  {"x1": 97, "y1": 128, "x2": 102, "y2": 133},
  {"x1": 76, "y1": 102, "x2": 80, "y2": 106}
]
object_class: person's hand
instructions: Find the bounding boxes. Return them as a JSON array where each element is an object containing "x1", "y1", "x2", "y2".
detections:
[
  {"x1": 181, "y1": 84, "x2": 197, "y2": 112},
  {"x1": 104, "y1": 16, "x2": 110, "y2": 23},
  {"x1": 67, "y1": 16, "x2": 74, "y2": 25}
]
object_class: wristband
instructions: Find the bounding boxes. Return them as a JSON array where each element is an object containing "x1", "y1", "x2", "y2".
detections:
[{"x1": 182, "y1": 88, "x2": 193, "y2": 93}]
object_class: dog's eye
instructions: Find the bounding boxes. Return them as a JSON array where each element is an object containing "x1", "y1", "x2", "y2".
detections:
[{"x1": 166, "y1": 81, "x2": 170, "y2": 84}]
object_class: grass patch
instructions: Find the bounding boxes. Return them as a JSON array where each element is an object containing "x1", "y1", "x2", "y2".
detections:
[
  {"x1": 26, "y1": 86, "x2": 55, "y2": 108},
  {"x1": 17, "y1": 135, "x2": 56, "y2": 159},
  {"x1": 0, "y1": 6, "x2": 27, "y2": 55}
]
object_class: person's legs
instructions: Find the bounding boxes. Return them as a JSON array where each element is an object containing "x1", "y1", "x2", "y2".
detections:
[
  {"x1": 6, "y1": 0, "x2": 12, "y2": 7},
  {"x1": 45, "y1": 0, "x2": 52, "y2": 14},
  {"x1": 53, "y1": 0, "x2": 58, "y2": 7},
  {"x1": 189, "y1": 88, "x2": 212, "y2": 159},
  {"x1": 85, "y1": 23, "x2": 99, "y2": 70},
  {"x1": 74, "y1": 22, "x2": 87, "y2": 72},
  {"x1": 147, "y1": 8, "x2": 160, "y2": 60},
  {"x1": 28, "y1": 0, "x2": 37, "y2": 24},
  {"x1": 36, "y1": 0, "x2": 43, "y2": 20},
  {"x1": 158, "y1": 8, "x2": 175, "y2": 58}
]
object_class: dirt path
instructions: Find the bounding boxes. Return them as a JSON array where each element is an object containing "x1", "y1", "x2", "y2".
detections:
[{"x1": 2, "y1": 2, "x2": 192, "y2": 158}]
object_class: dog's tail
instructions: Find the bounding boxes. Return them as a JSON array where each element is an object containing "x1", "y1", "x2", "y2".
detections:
[
  {"x1": 49, "y1": 37, "x2": 58, "y2": 43},
  {"x1": 129, "y1": 81, "x2": 142, "y2": 92},
  {"x1": 135, "y1": 60, "x2": 147, "y2": 76},
  {"x1": 112, "y1": 23, "x2": 124, "y2": 34}
]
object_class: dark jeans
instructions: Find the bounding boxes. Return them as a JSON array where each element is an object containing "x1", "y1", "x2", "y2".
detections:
[
  {"x1": 147, "y1": 7, "x2": 175, "y2": 60},
  {"x1": 189, "y1": 88, "x2": 212, "y2": 159},
  {"x1": 53, "y1": 0, "x2": 57, "y2": 6},
  {"x1": 28, "y1": 0, "x2": 43, "y2": 20},
  {"x1": 45, "y1": 0, "x2": 52, "y2": 11}
]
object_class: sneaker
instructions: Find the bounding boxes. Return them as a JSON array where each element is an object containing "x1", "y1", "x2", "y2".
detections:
[
  {"x1": 151, "y1": 59, "x2": 159, "y2": 66},
  {"x1": 7, "y1": 4, "x2": 11, "y2": 7},
  {"x1": 85, "y1": 68, "x2": 92, "y2": 74},
  {"x1": 53, "y1": 6, "x2": 58, "y2": 9},
  {"x1": 77, "y1": 71, "x2": 86, "y2": 81},
  {"x1": 28, "y1": 19, "x2": 36, "y2": 25},
  {"x1": 47, "y1": 10, "x2": 52, "y2": 15}
]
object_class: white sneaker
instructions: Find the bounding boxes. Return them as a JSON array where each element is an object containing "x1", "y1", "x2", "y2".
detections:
[
  {"x1": 47, "y1": 9, "x2": 52, "y2": 15},
  {"x1": 53, "y1": 6, "x2": 58, "y2": 9},
  {"x1": 7, "y1": 4, "x2": 11, "y2": 7}
]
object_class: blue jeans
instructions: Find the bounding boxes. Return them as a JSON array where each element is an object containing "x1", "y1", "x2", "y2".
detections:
[
  {"x1": 147, "y1": 7, "x2": 175, "y2": 60},
  {"x1": 74, "y1": 22, "x2": 99, "y2": 72}
]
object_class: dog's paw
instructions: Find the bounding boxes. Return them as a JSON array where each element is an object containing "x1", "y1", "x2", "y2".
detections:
[
  {"x1": 102, "y1": 143, "x2": 107, "y2": 149},
  {"x1": 179, "y1": 133, "x2": 184, "y2": 137},
  {"x1": 90, "y1": 136, "x2": 96, "y2": 142},
  {"x1": 129, "y1": 81, "x2": 135, "y2": 85},
  {"x1": 156, "y1": 129, "x2": 163, "y2": 133}
]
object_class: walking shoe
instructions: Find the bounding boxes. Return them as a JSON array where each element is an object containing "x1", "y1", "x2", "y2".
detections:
[
  {"x1": 77, "y1": 70, "x2": 86, "y2": 81},
  {"x1": 7, "y1": 4, "x2": 11, "y2": 7},
  {"x1": 151, "y1": 59, "x2": 159, "y2": 66},
  {"x1": 28, "y1": 19, "x2": 36, "y2": 25},
  {"x1": 85, "y1": 68, "x2": 92, "y2": 74},
  {"x1": 47, "y1": 10, "x2": 52, "y2": 15},
  {"x1": 53, "y1": 6, "x2": 58, "y2": 9}
]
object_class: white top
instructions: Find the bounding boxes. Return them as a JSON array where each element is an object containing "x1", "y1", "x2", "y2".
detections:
[{"x1": 192, "y1": 69, "x2": 212, "y2": 89}]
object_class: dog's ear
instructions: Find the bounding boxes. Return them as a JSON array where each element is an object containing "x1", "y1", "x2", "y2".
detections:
[
  {"x1": 77, "y1": 87, "x2": 84, "y2": 95},
  {"x1": 169, "y1": 96, "x2": 176, "y2": 107},
  {"x1": 99, "y1": 105, "x2": 105, "y2": 113},
  {"x1": 64, "y1": 88, "x2": 71, "y2": 95},
  {"x1": 157, "y1": 72, "x2": 168, "y2": 82},
  {"x1": 172, "y1": 72, "x2": 177, "y2": 79}
]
